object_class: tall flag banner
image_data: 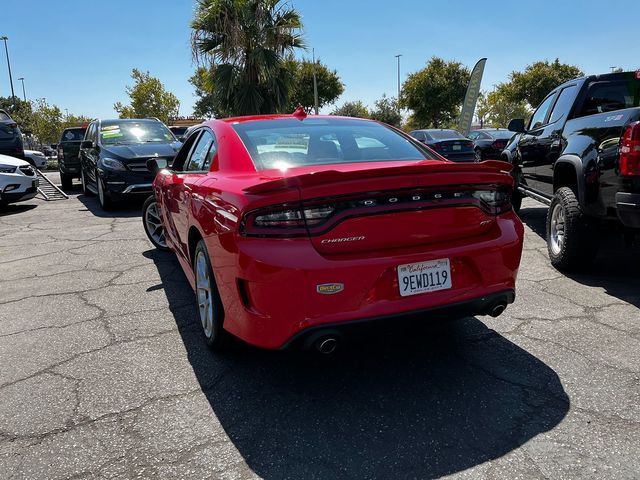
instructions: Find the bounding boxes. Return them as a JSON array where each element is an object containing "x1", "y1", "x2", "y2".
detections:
[{"x1": 458, "y1": 58, "x2": 487, "y2": 136}]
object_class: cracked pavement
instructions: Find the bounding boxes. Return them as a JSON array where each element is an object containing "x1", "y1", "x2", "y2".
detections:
[{"x1": 1, "y1": 176, "x2": 639, "y2": 479}]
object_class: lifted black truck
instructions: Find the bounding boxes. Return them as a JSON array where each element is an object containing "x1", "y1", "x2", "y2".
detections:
[{"x1": 502, "y1": 71, "x2": 640, "y2": 270}]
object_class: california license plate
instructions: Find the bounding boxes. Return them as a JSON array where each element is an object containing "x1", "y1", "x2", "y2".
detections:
[
  {"x1": 397, "y1": 258, "x2": 452, "y2": 297},
  {"x1": 32, "y1": 180, "x2": 38, "y2": 188}
]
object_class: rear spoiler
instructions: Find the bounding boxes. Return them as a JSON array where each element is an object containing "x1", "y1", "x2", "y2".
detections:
[{"x1": 244, "y1": 160, "x2": 513, "y2": 194}]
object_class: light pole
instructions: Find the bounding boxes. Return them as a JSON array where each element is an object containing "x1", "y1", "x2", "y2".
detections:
[
  {"x1": 395, "y1": 54, "x2": 402, "y2": 113},
  {"x1": 0, "y1": 36, "x2": 16, "y2": 107},
  {"x1": 17, "y1": 77, "x2": 25, "y2": 101}
]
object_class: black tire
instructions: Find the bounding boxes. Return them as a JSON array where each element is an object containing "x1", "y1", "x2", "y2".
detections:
[
  {"x1": 96, "y1": 173, "x2": 114, "y2": 211},
  {"x1": 546, "y1": 187, "x2": 598, "y2": 271},
  {"x1": 193, "y1": 239, "x2": 228, "y2": 350},
  {"x1": 511, "y1": 167, "x2": 523, "y2": 214},
  {"x1": 60, "y1": 173, "x2": 73, "y2": 191},
  {"x1": 142, "y1": 196, "x2": 170, "y2": 251},
  {"x1": 81, "y1": 168, "x2": 93, "y2": 196}
]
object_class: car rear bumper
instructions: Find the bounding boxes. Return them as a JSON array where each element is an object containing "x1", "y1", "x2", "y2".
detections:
[
  {"x1": 214, "y1": 212, "x2": 524, "y2": 349},
  {"x1": 59, "y1": 160, "x2": 81, "y2": 176},
  {"x1": 616, "y1": 192, "x2": 640, "y2": 228}
]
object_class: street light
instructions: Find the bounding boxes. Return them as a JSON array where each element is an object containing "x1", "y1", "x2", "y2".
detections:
[
  {"x1": 17, "y1": 77, "x2": 26, "y2": 101},
  {"x1": 395, "y1": 54, "x2": 402, "y2": 114},
  {"x1": 0, "y1": 36, "x2": 16, "y2": 107}
]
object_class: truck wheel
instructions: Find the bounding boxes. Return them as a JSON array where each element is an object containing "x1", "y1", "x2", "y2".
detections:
[
  {"x1": 546, "y1": 187, "x2": 598, "y2": 271},
  {"x1": 60, "y1": 173, "x2": 73, "y2": 191}
]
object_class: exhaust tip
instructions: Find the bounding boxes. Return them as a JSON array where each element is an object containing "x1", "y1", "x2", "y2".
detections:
[
  {"x1": 316, "y1": 336, "x2": 338, "y2": 354},
  {"x1": 489, "y1": 303, "x2": 507, "y2": 318}
]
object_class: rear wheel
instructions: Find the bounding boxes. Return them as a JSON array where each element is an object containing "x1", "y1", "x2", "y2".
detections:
[
  {"x1": 81, "y1": 168, "x2": 92, "y2": 196},
  {"x1": 142, "y1": 196, "x2": 170, "y2": 251},
  {"x1": 546, "y1": 187, "x2": 598, "y2": 271},
  {"x1": 60, "y1": 173, "x2": 73, "y2": 191},
  {"x1": 511, "y1": 167, "x2": 523, "y2": 214},
  {"x1": 474, "y1": 148, "x2": 483, "y2": 162},
  {"x1": 194, "y1": 239, "x2": 227, "y2": 350}
]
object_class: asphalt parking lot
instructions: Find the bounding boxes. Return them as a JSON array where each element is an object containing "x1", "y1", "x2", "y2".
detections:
[{"x1": 1, "y1": 174, "x2": 639, "y2": 479}]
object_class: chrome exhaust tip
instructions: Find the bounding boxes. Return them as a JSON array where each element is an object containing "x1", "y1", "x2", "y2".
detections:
[
  {"x1": 316, "y1": 336, "x2": 338, "y2": 354},
  {"x1": 489, "y1": 303, "x2": 507, "y2": 318}
]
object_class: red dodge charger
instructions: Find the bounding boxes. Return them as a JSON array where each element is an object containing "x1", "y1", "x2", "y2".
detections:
[{"x1": 143, "y1": 112, "x2": 524, "y2": 352}]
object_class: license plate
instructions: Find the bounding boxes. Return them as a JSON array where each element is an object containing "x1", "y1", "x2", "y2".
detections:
[
  {"x1": 32, "y1": 180, "x2": 39, "y2": 188},
  {"x1": 397, "y1": 258, "x2": 452, "y2": 297},
  {"x1": 452, "y1": 145, "x2": 462, "y2": 150}
]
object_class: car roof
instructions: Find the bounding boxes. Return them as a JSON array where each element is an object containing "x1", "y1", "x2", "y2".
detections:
[{"x1": 215, "y1": 114, "x2": 379, "y2": 125}]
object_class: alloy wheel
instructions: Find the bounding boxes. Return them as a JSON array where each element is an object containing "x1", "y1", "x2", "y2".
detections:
[
  {"x1": 97, "y1": 174, "x2": 105, "y2": 205},
  {"x1": 195, "y1": 250, "x2": 215, "y2": 339},
  {"x1": 144, "y1": 201, "x2": 167, "y2": 248},
  {"x1": 549, "y1": 203, "x2": 565, "y2": 255}
]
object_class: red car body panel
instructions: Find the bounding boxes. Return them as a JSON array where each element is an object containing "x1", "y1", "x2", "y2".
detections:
[{"x1": 153, "y1": 116, "x2": 524, "y2": 349}]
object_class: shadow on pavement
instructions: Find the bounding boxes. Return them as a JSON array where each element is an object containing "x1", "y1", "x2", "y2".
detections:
[
  {"x1": 519, "y1": 205, "x2": 640, "y2": 308},
  {"x1": 0, "y1": 203, "x2": 38, "y2": 216},
  {"x1": 77, "y1": 192, "x2": 146, "y2": 218},
  {"x1": 146, "y1": 248, "x2": 569, "y2": 479}
]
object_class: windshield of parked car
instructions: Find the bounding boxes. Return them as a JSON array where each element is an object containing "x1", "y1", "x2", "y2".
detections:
[
  {"x1": 61, "y1": 128, "x2": 86, "y2": 141},
  {"x1": 232, "y1": 118, "x2": 436, "y2": 170},
  {"x1": 490, "y1": 130, "x2": 514, "y2": 139},
  {"x1": 425, "y1": 130, "x2": 465, "y2": 140},
  {"x1": 99, "y1": 121, "x2": 176, "y2": 145}
]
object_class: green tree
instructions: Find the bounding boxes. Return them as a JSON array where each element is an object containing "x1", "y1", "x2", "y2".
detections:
[
  {"x1": 370, "y1": 94, "x2": 401, "y2": 127},
  {"x1": 31, "y1": 99, "x2": 63, "y2": 145},
  {"x1": 507, "y1": 59, "x2": 583, "y2": 107},
  {"x1": 330, "y1": 100, "x2": 370, "y2": 118},
  {"x1": 114, "y1": 69, "x2": 180, "y2": 124},
  {"x1": 284, "y1": 56, "x2": 343, "y2": 112},
  {"x1": 61, "y1": 114, "x2": 93, "y2": 131},
  {"x1": 0, "y1": 97, "x2": 34, "y2": 133},
  {"x1": 191, "y1": 0, "x2": 304, "y2": 116},
  {"x1": 400, "y1": 57, "x2": 470, "y2": 128},
  {"x1": 189, "y1": 67, "x2": 222, "y2": 118},
  {"x1": 477, "y1": 87, "x2": 531, "y2": 127}
]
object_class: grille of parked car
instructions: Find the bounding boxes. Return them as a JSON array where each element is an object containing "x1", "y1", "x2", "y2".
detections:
[
  {"x1": 19, "y1": 165, "x2": 35, "y2": 176},
  {"x1": 126, "y1": 161, "x2": 149, "y2": 172}
]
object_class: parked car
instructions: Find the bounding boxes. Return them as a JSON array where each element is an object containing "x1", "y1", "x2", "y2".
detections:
[
  {"x1": 79, "y1": 118, "x2": 181, "y2": 210},
  {"x1": 468, "y1": 129, "x2": 514, "y2": 161},
  {"x1": 169, "y1": 126, "x2": 189, "y2": 142},
  {"x1": 0, "y1": 109, "x2": 25, "y2": 160},
  {"x1": 502, "y1": 70, "x2": 640, "y2": 270},
  {"x1": 58, "y1": 126, "x2": 87, "y2": 190},
  {"x1": 23, "y1": 149, "x2": 47, "y2": 169},
  {"x1": 144, "y1": 113, "x2": 524, "y2": 351},
  {"x1": 0, "y1": 153, "x2": 38, "y2": 207},
  {"x1": 409, "y1": 129, "x2": 475, "y2": 162}
]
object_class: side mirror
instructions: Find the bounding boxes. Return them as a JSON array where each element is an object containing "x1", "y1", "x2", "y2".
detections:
[
  {"x1": 80, "y1": 140, "x2": 94, "y2": 149},
  {"x1": 507, "y1": 119, "x2": 525, "y2": 133},
  {"x1": 146, "y1": 158, "x2": 169, "y2": 175}
]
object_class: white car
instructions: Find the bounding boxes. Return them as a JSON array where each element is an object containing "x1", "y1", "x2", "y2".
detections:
[
  {"x1": 0, "y1": 154, "x2": 39, "y2": 207},
  {"x1": 23, "y1": 149, "x2": 47, "y2": 169}
]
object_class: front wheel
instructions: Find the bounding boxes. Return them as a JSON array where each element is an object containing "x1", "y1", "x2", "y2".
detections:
[
  {"x1": 142, "y1": 196, "x2": 170, "y2": 251},
  {"x1": 96, "y1": 173, "x2": 114, "y2": 211},
  {"x1": 194, "y1": 239, "x2": 228, "y2": 350},
  {"x1": 546, "y1": 187, "x2": 598, "y2": 271}
]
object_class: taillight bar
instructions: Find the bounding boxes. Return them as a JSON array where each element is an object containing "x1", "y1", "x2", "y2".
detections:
[
  {"x1": 241, "y1": 185, "x2": 512, "y2": 237},
  {"x1": 620, "y1": 121, "x2": 640, "y2": 176}
]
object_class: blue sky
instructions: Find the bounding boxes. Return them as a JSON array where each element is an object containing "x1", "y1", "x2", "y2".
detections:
[{"x1": 1, "y1": 0, "x2": 638, "y2": 119}]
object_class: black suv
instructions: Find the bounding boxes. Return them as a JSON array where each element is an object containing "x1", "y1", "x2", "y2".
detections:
[
  {"x1": 58, "y1": 126, "x2": 87, "y2": 190},
  {"x1": 0, "y1": 109, "x2": 25, "y2": 160},
  {"x1": 79, "y1": 118, "x2": 180, "y2": 210}
]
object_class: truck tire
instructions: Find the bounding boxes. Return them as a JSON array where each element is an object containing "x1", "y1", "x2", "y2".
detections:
[
  {"x1": 546, "y1": 187, "x2": 598, "y2": 271},
  {"x1": 60, "y1": 173, "x2": 73, "y2": 191}
]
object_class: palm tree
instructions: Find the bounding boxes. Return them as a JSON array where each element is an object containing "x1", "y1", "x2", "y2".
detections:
[{"x1": 191, "y1": 0, "x2": 305, "y2": 116}]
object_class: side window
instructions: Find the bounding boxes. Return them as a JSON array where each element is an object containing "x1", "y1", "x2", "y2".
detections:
[
  {"x1": 202, "y1": 134, "x2": 217, "y2": 171},
  {"x1": 549, "y1": 85, "x2": 578, "y2": 124},
  {"x1": 528, "y1": 93, "x2": 556, "y2": 130},
  {"x1": 186, "y1": 130, "x2": 214, "y2": 172},
  {"x1": 468, "y1": 132, "x2": 478, "y2": 140}
]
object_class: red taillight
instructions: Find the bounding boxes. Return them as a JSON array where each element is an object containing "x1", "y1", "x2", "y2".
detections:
[
  {"x1": 492, "y1": 140, "x2": 507, "y2": 149},
  {"x1": 242, "y1": 205, "x2": 335, "y2": 237},
  {"x1": 465, "y1": 141, "x2": 473, "y2": 148},
  {"x1": 620, "y1": 121, "x2": 640, "y2": 176}
]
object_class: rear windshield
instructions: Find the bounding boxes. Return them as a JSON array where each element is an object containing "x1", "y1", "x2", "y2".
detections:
[
  {"x1": 425, "y1": 130, "x2": 465, "y2": 140},
  {"x1": 577, "y1": 78, "x2": 640, "y2": 117},
  {"x1": 61, "y1": 128, "x2": 86, "y2": 141},
  {"x1": 0, "y1": 123, "x2": 17, "y2": 139},
  {"x1": 489, "y1": 130, "x2": 514, "y2": 139},
  {"x1": 232, "y1": 118, "x2": 434, "y2": 170}
]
